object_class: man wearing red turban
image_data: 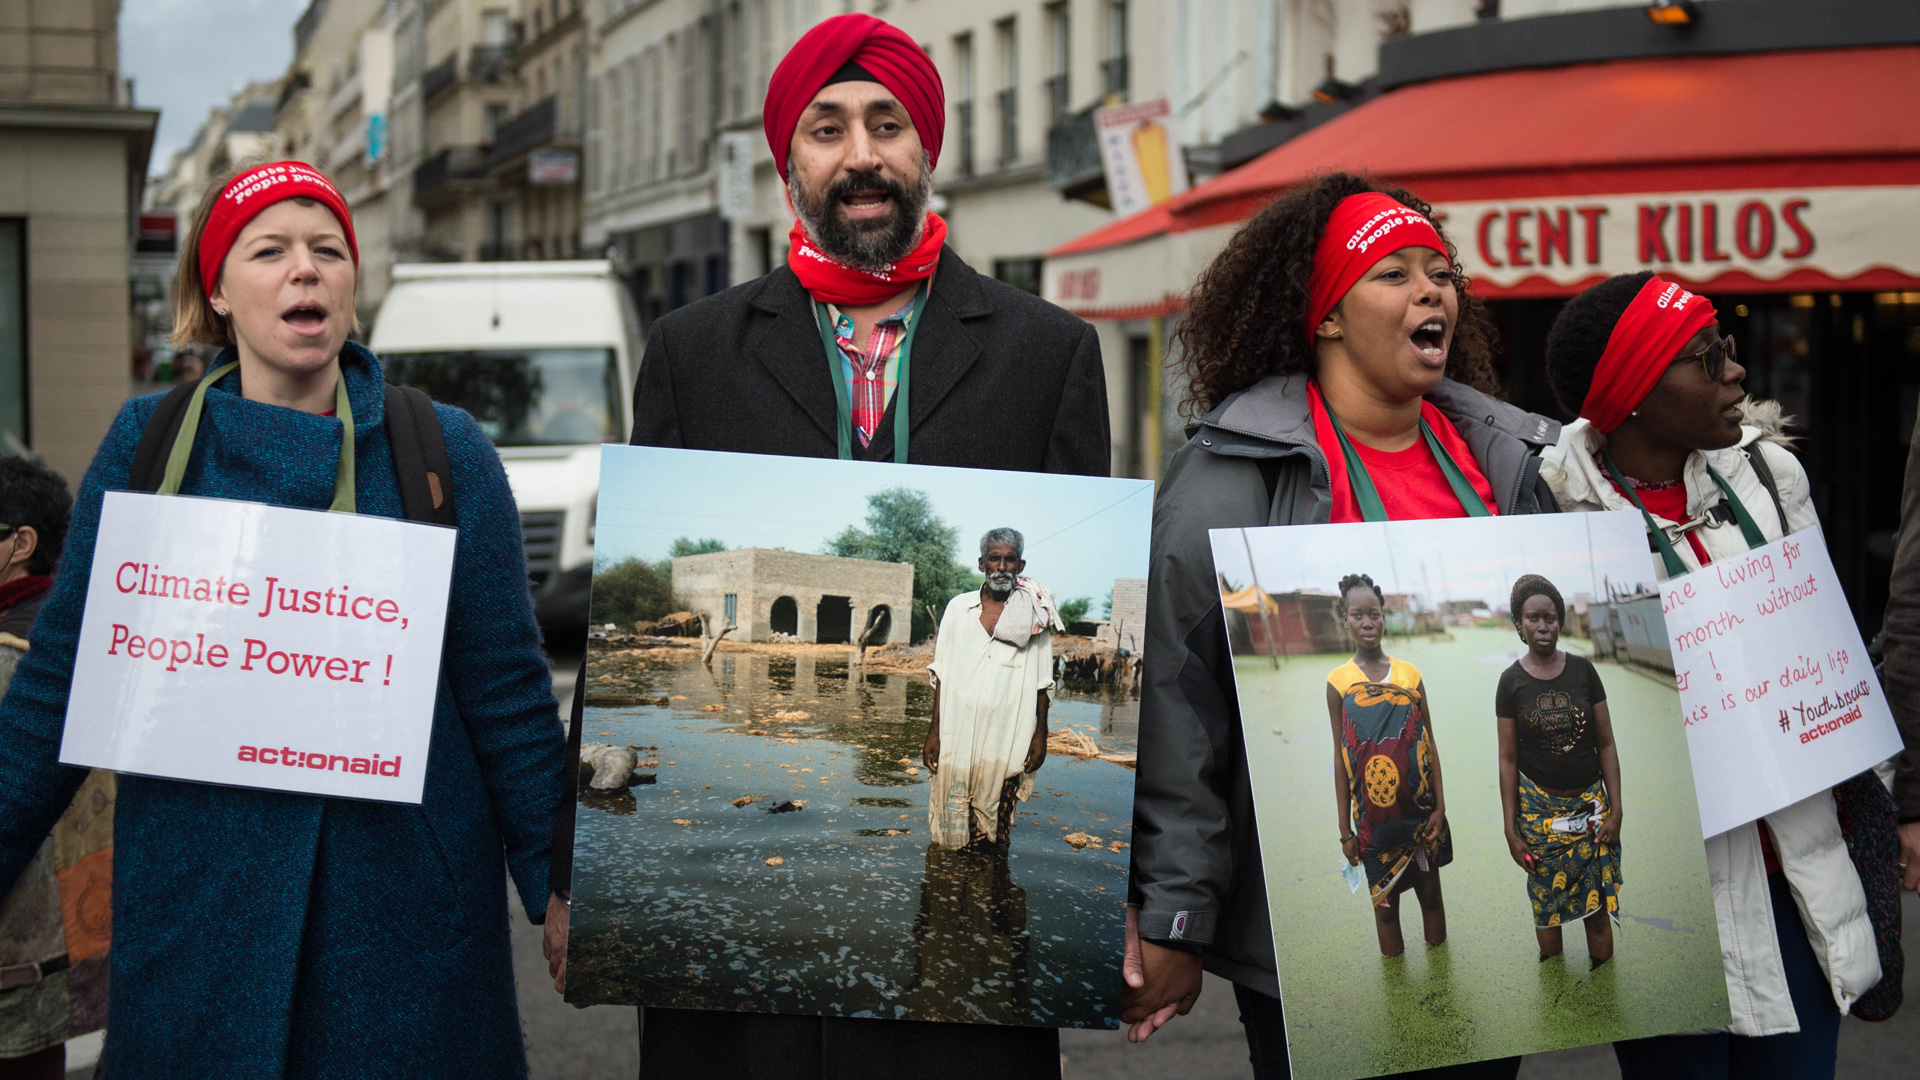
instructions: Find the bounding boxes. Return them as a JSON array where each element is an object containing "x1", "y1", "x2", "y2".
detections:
[{"x1": 545, "y1": 13, "x2": 1108, "y2": 1080}]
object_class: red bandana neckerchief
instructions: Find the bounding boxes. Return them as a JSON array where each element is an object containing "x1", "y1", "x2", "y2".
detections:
[
  {"x1": 787, "y1": 212, "x2": 947, "y2": 307},
  {"x1": 0, "y1": 574, "x2": 52, "y2": 613}
]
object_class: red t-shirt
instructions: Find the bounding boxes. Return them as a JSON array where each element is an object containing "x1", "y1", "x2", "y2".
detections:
[
  {"x1": 1611, "y1": 478, "x2": 1711, "y2": 566},
  {"x1": 1308, "y1": 380, "x2": 1499, "y2": 523}
]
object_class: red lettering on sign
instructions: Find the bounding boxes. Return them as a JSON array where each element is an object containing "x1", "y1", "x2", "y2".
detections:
[
  {"x1": 1575, "y1": 205, "x2": 1607, "y2": 265},
  {"x1": 1676, "y1": 203, "x2": 1694, "y2": 262},
  {"x1": 1780, "y1": 199, "x2": 1814, "y2": 259},
  {"x1": 1701, "y1": 202, "x2": 1731, "y2": 262},
  {"x1": 1638, "y1": 204, "x2": 1672, "y2": 263},
  {"x1": 1477, "y1": 210, "x2": 1504, "y2": 268},
  {"x1": 1735, "y1": 200, "x2": 1774, "y2": 260},
  {"x1": 1536, "y1": 207, "x2": 1571, "y2": 267},
  {"x1": 1505, "y1": 208, "x2": 1533, "y2": 267}
]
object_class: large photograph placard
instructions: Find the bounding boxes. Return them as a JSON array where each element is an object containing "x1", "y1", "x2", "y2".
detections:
[
  {"x1": 566, "y1": 447, "x2": 1151, "y2": 1028},
  {"x1": 59, "y1": 491, "x2": 455, "y2": 804},
  {"x1": 1210, "y1": 512, "x2": 1727, "y2": 1080},
  {"x1": 1661, "y1": 527, "x2": 1905, "y2": 837}
]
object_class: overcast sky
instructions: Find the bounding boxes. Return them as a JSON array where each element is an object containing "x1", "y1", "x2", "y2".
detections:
[
  {"x1": 1210, "y1": 512, "x2": 1661, "y2": 612},
  {"x1": 595, "y1": 447, "x2": 1155, "y2": 606},
  {"x1": 123, "y1": 0, "x2": 310, "y2": 174}
]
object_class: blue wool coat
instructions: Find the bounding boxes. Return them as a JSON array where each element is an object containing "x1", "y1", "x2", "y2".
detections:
[{"x1": 0, "y1": 345, "x2": 566, "y2": 1078}]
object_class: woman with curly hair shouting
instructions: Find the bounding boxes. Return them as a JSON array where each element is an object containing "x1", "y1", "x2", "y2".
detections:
[{"x1": 1121, "y1": 172, "x2": 1562, "y2": 1080}]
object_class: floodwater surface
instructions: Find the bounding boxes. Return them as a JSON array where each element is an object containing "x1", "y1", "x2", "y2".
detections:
[
  {"x1": 1235, "y1": 627, "x2": 1728, "y2": 1079},
  {"x1": 567, "y1": 645, "x2": 1134, "y2": 1029}
]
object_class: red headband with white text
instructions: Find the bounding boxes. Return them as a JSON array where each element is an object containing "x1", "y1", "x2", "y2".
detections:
[
  {"x1": 197, "y1": 161, "x2": 358, "y2": 297},
  {"x1": 1579, "y1": 276, "x2": 1719, "y2": 433},
  {"x1": 1305, "y1": 192, "x2": 1448, "y2": 342}
]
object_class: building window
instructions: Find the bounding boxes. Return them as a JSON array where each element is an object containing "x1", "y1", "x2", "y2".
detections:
[
  {"x1": 995, "y1": 18, "x2": 1018, "y2": 168},
  {"x1": 484, "y1": 102, "x2": 508, "y2": 143},
  {"x1": 954, "y1": 33, "x2": 975, "y2": 178},
  {"x1": 993, "y1": 257, "x2": 1042, "y2": 296},
  {"x1": 1104, "y1": 0, "x2": 1130, "y2": 99},
  {"x1": 483, "y1": 7, "x2": 511, "y2": 47},
  {"x1": 723, "y1": 592, "x2": 738, "y2": 626},
  {"x1": 0, "y1": 220, "x2": 23, "y2": 450},
  {"x1": 1045, "y1": 2, "x2": 1070, "y2": 124},
  {"x1": 727, "y1": 1, "x2": 746, "y2": 120},
  {"x1": 485, "y1": 201, "x2": 511, "y2": 261}
]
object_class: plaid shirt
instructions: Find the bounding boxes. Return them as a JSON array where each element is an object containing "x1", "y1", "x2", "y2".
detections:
[{"x1": 827, "y1": 297, "x2": 918, "y2": 448}]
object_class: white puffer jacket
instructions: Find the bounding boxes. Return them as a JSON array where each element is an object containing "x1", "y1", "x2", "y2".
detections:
[{"x1": 1542, "y1": 403, "x2": 1884, "y2": 1036}]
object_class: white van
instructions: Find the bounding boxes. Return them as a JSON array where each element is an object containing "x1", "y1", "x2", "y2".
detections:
[{"x1": 369, "y1": 260, "x2": 639, "y2": 641}]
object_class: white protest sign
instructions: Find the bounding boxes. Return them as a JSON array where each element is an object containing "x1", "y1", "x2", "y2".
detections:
[
  {"x1": 59, "y1": 491, "x2": 456, "y2": 804},
  {"x1": 1664, "y1": 526, "x2": 1903, "y2": 836}
]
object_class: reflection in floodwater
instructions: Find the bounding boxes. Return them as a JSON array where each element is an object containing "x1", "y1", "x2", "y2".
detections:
[
  {"x1": 911, "y1": 842, "x2": 1031, "y2": 1025},
  {"x1": 567, "y1": 644, "x2": 1132, "y2": 1027}
]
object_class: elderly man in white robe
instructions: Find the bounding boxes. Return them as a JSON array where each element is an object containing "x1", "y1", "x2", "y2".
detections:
[{"x1": 923, "y1": 527, "x2": 1061, "y2": 850}]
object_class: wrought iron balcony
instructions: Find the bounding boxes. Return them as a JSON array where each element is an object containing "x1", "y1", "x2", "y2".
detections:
[
  {"x1": 996, "y1": 88, "x2": 1019, "y2": 167},
  {"x1": 412, "y1": 145, "x2": 488, "y2": 202},
  {"x1": 487, "y1": 95, "x2": 558, "y2": 168},
  {"x1": 422, "y1": 55, "x2": 457, "y2": 102},
  {"x1": 469, "y1": 44, "x2": 516, "y2": 84},
  {"x1": 1046, "y1": 103, "x2": 1103, "y2": 193},
  {"x1": 1102, "y1": 55, "x2": 1130, "y2": 99}
]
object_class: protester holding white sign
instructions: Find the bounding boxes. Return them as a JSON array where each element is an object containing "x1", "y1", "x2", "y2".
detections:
[
  {"x1": 0, "y1": 160, "x2": 564, "y2": 1080},
  {"x1": 1541, "y1": 272, "x2": 1888, "y2": 1074}
]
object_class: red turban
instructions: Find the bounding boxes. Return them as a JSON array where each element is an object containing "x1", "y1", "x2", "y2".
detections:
[{"x1": 763, "y1": 14, "x2": 944, "y2": 181}]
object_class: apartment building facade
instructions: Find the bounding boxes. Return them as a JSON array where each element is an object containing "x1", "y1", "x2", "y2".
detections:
[{"x1": 0, "y1": 0, "x2": 157, "y2": 486}]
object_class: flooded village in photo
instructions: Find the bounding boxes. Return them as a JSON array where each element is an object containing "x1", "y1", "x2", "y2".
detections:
[{"x1": 565, "y1": 447, "x2": 1155, "y2": 1028}]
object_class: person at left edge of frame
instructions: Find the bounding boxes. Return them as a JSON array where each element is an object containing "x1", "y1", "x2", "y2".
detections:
[
  {"x1": 0, "y1": 158, "x2": 566, "y2": 1079},
  {"x1": 924, "y1": 527, "x2": 1060, "y2": 851},
  {"x1": 0, "y1": 456, "x2": 113, "y2": 1080},
  {"x1": 541, "y1": 11, "x2": 1109, "y2": 1080}
]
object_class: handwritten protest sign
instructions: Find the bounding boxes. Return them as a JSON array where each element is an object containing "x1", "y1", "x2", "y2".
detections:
[
  {"x1": 1663, "y1": 527, "x2": 1904, "y2": 836},
  {"x1": 58, "y1": 492, "x2": 456, "y2": 804}
]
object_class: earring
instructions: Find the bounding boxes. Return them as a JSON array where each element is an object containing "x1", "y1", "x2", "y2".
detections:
[
  {"x1": 214, "y1": 307, "x2": 227, "y2": 317},
  {"x1": 1630, "y1": 409, "x2": 1639, "y2": 417}
]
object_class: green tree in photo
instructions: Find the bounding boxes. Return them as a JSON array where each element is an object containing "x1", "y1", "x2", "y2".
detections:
[
  {"x1": 825, "y1": 487, "x2": 982, "y2": 641},
  {"x1": 589, "y1": 557, "x2": 677, "y2": 629},
  {"x1": 1058, "y1": 596, "x2": 1092, "y2": 627},
  {"x1": 669, "y1": 537, "x2": 727, "y2": 557}
]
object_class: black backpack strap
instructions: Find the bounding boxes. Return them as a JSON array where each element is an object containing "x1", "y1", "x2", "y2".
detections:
[
  {"x1": 1745, "y1": 441, "x2": 1790, "y2": 536},
  {"x1": 383, "y1": 383, "x2": 458, "y2": 527},
  {"x1": 127, "y1": 380, "x2": 204, "y2": 493}
]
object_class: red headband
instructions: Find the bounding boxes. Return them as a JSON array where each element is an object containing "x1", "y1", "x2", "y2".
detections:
[
  {"x1": 1305, "y1": 193, "x2": 1447, "y2": 342},
  {"x1": 197, "y1": 161, "x2": 357, "y2": 297},
  {"x1": 764, "y1": 14, "x2": 944, "y2": 182},
  {"x1": 1579, "y1": 276, "x2": 1718, "y2": 433}
]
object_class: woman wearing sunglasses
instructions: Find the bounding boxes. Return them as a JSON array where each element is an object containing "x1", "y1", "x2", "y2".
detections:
[{"x1": 1540, "y1": 271, "x2": 1882, "y2": 1079}]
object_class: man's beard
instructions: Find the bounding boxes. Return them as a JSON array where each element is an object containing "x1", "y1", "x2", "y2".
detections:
[
  {"x1": 985, "y1": 572, "x2": 1016, "y2": 597},
  {"x1": 789, "y1": 160, "x2": 933, "y2": 273}
]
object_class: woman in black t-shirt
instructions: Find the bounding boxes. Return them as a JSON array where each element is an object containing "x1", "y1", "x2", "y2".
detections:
[{"x1": 1495, "y1": 574, "x2": 1624, "y2": 967}]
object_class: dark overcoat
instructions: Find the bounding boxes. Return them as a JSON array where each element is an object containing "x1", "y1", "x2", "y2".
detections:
[
  {"x1": 556, "y1": 246, "x2": 1111, "y2": 1079},
  {"x1": 626, "y1": 244, "x2": 1111, "y2": 473},
  {"x1": 0, "y1": 345, "x2": 566, "y2": 1078}
]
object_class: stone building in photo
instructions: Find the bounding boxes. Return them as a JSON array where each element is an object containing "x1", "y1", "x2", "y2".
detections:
[{"x1": 671, "y1": 548, "x2": 914, "y2": 646}]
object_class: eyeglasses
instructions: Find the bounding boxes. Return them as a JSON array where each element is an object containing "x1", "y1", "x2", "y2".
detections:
[
  {"x1": 0, "y1": 525, "x2": 15, "y2": 542},
  {"x1": 1675, "y1": 335, "x2": 1737, "y2": 383}
]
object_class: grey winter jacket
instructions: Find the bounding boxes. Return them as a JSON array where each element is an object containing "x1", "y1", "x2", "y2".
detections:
[{"x1": 1131, "y1": 372, "x2": 1561, "y2": 995}]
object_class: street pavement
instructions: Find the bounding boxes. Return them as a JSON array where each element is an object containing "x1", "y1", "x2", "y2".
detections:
[{"x1": 517, "y1": 657, "x2": 1920, "y2": 1079}]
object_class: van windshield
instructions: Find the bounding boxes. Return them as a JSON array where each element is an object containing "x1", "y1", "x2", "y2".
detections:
[{"x1": 381, "y1": 347, "x2": 622, "y2": 447}]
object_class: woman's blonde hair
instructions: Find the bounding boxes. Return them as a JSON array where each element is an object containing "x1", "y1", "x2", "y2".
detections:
[{"x1": 169, "y1": 158, "x2": 360, "y2": 349}]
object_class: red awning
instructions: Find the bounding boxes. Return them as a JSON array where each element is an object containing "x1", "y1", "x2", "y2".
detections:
[{"x1": 1044, "y1": 45, "x2": 1920, "y2": 308}]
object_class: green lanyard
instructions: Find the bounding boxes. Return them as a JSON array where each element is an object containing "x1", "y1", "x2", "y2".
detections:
[
  {"x1": 813, "y1": 281, "x2": 928, "y2": 464},
  {"x1": 157, "y1": 360, "x2": 357, "y2": 513},
  {"x1": 1601, "y1": 450, "x2": 1767, "y2": 577},
  {"x1": 1324, "y1": 407, "x2": 1491, "y2": 521}
]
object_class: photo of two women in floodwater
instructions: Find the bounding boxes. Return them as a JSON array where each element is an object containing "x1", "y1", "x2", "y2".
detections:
[
  {"x1": 563, "y1": 446, "x2": 1153, "y2": 1028},
  {"x1": 1208, "y1": 512, "x2": 1732, "y2": 1080}
]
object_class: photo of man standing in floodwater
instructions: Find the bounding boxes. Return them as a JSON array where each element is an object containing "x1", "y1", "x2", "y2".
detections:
[{"x1": 563, "y1": 448, "x2": 1152, "y2": 1029}]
